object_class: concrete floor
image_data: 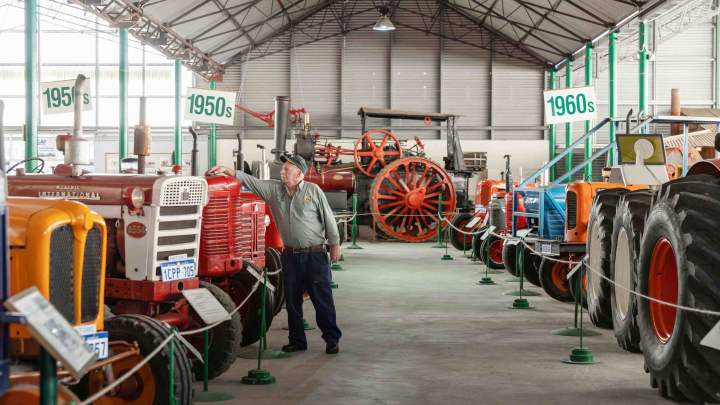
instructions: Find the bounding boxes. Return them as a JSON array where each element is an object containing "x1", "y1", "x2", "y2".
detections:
[{"x1": 199, "y1": 242, "x2": 671, "y2": 405}]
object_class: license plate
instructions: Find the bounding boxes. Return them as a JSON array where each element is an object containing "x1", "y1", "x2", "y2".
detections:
[
  {"x1": 160, "y1": 259, "x2": 197, "y2": 282},
  {"x1": 541, "y1": 244, "x2": 552, "y2": 255},
  {"x1": 83, "y1": 331, "x2": 109, "y2": 360}
]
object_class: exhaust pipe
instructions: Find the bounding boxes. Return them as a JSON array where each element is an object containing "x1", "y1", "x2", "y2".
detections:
[
  {"x1": 273, "y1": 96, "x2": 290, "y2": 161},
  {"x1": 133, "y1": 97, "x2": 151, "y2": 174},
  {"x1": 188, "y1": 126, "x2": 199, "y2": 176},
  {"x1": 235, "y1": 132, "x2": 244, "y2": 173}
]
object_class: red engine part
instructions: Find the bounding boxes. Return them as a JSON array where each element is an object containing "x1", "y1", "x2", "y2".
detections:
[
  {"x1": 104, "y1": 277, "x2": 199, "y2": 302},
  {"x1": 304, "y1": 165, "x2": 355, "y2": 194},
  {"x1": 505, "y1": 192, "x2": 528, "y2": 230},
  {"x1": 476, "y1": 179, "x2": 504, "y2": 207},
  {"x1": 200, "y1": 176, "x2": 267, "y2": 278}
]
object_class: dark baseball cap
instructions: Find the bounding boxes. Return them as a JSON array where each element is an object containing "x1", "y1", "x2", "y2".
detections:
[{"x1": 280, "y1": 154, "x2": 308, "y2": 174}]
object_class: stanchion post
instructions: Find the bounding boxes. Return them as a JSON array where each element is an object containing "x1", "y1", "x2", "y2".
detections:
[
  {"x1": 169, "y1": 331, "x2": 176, "y2": 405},
  {"x1": 242, "y1": 271, "x2": 277, "y2": 384},
  {"x1": 511, "y1": 243, "x2": 533, "y2": 309},
  {"x1": 441, "y1": 218, "x2": 453, "y2": 261},
  {"x1": 563, "y1": 265, "x2": 595, "y2": 364},
  {"x1": 552, "y1": 260, "x2": 600, "y2": 337},
  {"x1": 477, "y1": 228, "x2": 496, "y2": 285},
  {"x1": 348, "y1": 193, "x2": 363, "y2": 249},
  {"x1": 194, "y1": 329, "x2": 235, "y2": 402},
  {"x1": 433, "y1": 194, "x2": 446, "y2": 248},
  {"x1": 39, "y1": 348, "x2": 57, "y2": 405}
]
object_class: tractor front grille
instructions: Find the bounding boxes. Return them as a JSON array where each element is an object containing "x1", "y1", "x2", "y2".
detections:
[
  {"x1": 81, "y1": 225, "x2": 103, "y2": 323},
  {"x1": 567, "y1": 191, "x2": 578, "y2": 230},
  {"x1": 50, "y1": 225, "x2": 75, "y2": 322},
  {"x1": 160, "y1": 179, "x2": 206, "y2": 206}
]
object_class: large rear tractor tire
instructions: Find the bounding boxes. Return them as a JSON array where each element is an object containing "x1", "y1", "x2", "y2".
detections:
[
  {"x1": 586, "y1": 189, "x2": 627, "y2": 329},
  {"x1": 449, "y1": 213, "x2": 474, "y2": 251},
  {"x1": 539, "y1": 256, "x2": 574, "y2": 302},
  {"x1": 636, "y1": 176, "x2": 720, "y2": 403},
  {"x1": 100, "y1": 314, "x2": 194, "y2": 405},
  {"x1": 610, "y1": 190, "x2": 654, "y2": 353},
  {"x1": 518, "y1": 242, "x2": 542, "y2": 287},
  {"x1": 266, "y1": 247, "x2": 285, "y2": 317},
  {"x1": 481, "y1": 234, "x2": 505, "y2": 269},
  {"x1": 229, "y1": 262, "x2": 276, "y2": 347},
  {"x1": 502, "y1": 239, "x2": 518, "y2": 276},
  {"x1": 471, "y1": 226, "x2": 488, "y2": 263}
]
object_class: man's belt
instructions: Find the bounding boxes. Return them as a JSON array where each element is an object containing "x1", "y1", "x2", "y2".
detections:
[{"x1": 285, "y1": 245, "x2": 327, "y2": 254}]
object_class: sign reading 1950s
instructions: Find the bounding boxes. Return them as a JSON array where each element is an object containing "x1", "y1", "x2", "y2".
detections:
[
  {"x1": 40, "y1": 79, "x2": 92, "y2": 115},
  {"x1": 184, "y1": 87, "x2": 236, "y2": 125},
  {"x1": 543, "y1": 86, "x2": 597, "y2": 125}
]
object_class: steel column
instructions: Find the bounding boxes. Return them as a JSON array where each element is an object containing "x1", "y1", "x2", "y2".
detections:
[
  {"x1": 565, "y1": 58, "x2": 572, "y2": 180},
  {"x1": 208, "y1": 80, "x2": 217, "y2": 167},
  {"x1": 609, "y1": 30, "x2": 617, "y2": 166},
  {"x1": 716, "y1": 16, "x2": 720, "y2": 109},
  {"x1": 549, "y1": 67, "x2": 557, "y2": 181},
  {"x1": 584, "y1": 42, "x2": 593, "y2": 181},
  {"x1": 639, "y1": 20, "x2": 648, "y2": 133},
  {"x1": 24, "y1": 0, "x2": 38, "y2": 172},
  {"x1": 119, "y1": 27, "x2": 128, "y2": 168},
  {"x1": 174, "y1": 59, "x2": 182, "y2": 166}
]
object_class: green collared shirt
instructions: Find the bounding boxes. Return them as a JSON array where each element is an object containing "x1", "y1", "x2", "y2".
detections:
[{"x1": 235, "y1": 172, "x2": 340, "y2": 248}]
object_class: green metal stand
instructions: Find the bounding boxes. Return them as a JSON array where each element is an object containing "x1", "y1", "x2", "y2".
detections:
[
  {"x1": 330, "y1": 281, "x2": 339, "y2": 289},
  {"x1": 553, "y1": 266, "x2": 600, "y2": 336},
  {"x1": 169, "y1": 331, "x2": 177, "y2": 405},
  {"x1": 339, "y1": 254, "x2": 345, "y2": 262},
  {"x1": 25, "y1": 0, "x2": 38, "y2": 172},
  {"x1": 194, "y1": 330, "x2": 235, "y2": 402},
  {"x1": 562, "y1": 268, "x2": 595, "y2": 364},
  {"x1": 441, "y1": 224, "x2": 453, "y2": 260},
  {"x1": 331, "y1": 262, "x2": 344, "y2": 271},
  {"x1": 242, "y1": 270, "x2": 277, "y2": 384},
  {"x1": 348, "y1": 193, "x2": 362, "y2": 249},
  {"x1": 433, "y1": 194, "x2": 447, "y2": 248},
  {"x1": 39, "y1": 349, "x2": 57, "y2": 405},
  {"x1": 477, "y1": 251, "x2": 496, "y2": 285},
  {"x1": 510, "y1": 245, "x2": 535, "y2": 309}
]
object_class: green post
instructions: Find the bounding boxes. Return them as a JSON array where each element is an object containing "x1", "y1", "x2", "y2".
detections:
[
  {"x1": 433, "y1": 193, "x2": 446, "y2": 248},
  {"x1": 169, "y1": 332, "x2": 176, "y2": 405},
  {"x1": 39, "y1": 349, "x2": 57, "y2": 405},
  {"x1": 348, "y1": 193, "x2": 363, "y2": 249},
  {"x1": 549, "y1": 67, "x2": 558, "y2": 182},
  {"x1": 209, "y1": 80, "x2": 217, "y2": 167},
  {"x1": 119, "y1": 27, "x2": 128, "y2": 167},
  {"x1": 563, "y1": 266, "x2": 595, "y2": 364},
  {"x1": 609, "y1": 30, "x2": 617, "y2": 165},
  {"x1": 716, "y1": 17, "x2": 720, "y2": 109},
  {"x1": 174, "y1": 59, "x2": 182, "y2": 166},
  {"x1": 584, "y1": 42, "x2": 593, "y2": 181},
  {"x1": 24, "y1": 0, "x2": 38, "y2": 172},
  {"x1": 441, "y1": 223, "x2": 453, "y2": 260},
  {"x1": 565, "y1": 58, "x2": 573, "y2": 180},
  {"x1": 203, "y1": 330, "x2": 209, "y2": 392},
  {"x1": 241, "y1": 270, "x2": 277, "y2": 384},
  {"x1": 553, "y1": 263, "x2": 600, "y2": 336},
  {"x1": 511, "y1": 244, "x2": 532, "y2": 309},
  {"x1": 639, "y1": 20, "x2": 648, "y2": 134}
]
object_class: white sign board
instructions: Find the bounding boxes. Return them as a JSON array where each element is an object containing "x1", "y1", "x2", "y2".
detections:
[
  {"x1": 479, "y1": 225, "x2": 496, "y2": 241},
  {"x1": 4, "y1": 287, "x2": 97, "y2": 378},
  {"x1": 182, "y1": 288, "x2": 231, "y2": 326},
  {"x1": 700, "y1": 320, "x2": 720, "y2": 351},
  {"x1": 543, "y1": 86, "x2": 597, "y2": 125},
  {"x1": 185, "y1": 87, "x2": 236, "y2": 125},
  {"x1": 40, "y1": 79, "x2": 92, "y2": 115}
]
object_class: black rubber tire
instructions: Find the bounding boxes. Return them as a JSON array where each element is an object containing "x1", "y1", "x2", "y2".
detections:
[
  {"x1": 539, "y1": 256, "x2": 574, "y2": 302},
  {"x1": 518, "y1": 242, "x2": 542, "y2": 287},
  {"x1": 236, "y1": 261, "x2": 276, "y2": 347},
  {"x1": 449, "y1": 213, "x2": 474, "y2": 251},
  {"x1": 502, "y1": 240, "x2": 518, "y2": 276},
  {"x1": 569, "y1": 269, "x2": 588, "y2": 309},
  {"x1": 192, "y1": 281, "x2": 242, "y2": 380},
  {"x1": 265, "y1": 247, "x2": 285, "y2": 317},
  {"x1": 105, "y1": 314, "x2": 194, "y2": 405},
  {"x1": 471, "y1": 226, "x2": 488, "y2": 263},
  {"x1": 586, "y1": 189, "x2": 627, "y2": 329},
  {"x1": 636, "y1": 176, "x2": 720, "y2": 403},
  {"x1": 610, "y1": 190, "x2": 654, "y2": 353},
  {"x1": 481, "y1": 234, "x2": 504, "y2": 269}
]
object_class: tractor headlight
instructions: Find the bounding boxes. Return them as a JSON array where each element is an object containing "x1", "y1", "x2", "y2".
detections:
[{"x1": 125, "y1": 187, "x2": 145, "y2": 209}]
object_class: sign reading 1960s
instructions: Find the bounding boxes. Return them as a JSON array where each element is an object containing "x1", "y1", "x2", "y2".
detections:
[
  {"x1": 40, "y1": 79, "x2": 92, "y2": 115},
  {"x1": 543, "y1": 86, "x2": 597, "y2": 125},
  {"x1": 184, "y1": 87, "x2": 236, "y2": 125}
]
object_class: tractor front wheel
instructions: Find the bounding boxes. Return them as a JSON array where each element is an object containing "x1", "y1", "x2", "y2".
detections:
[{"x1": 539, "y1": 257, "x2": 573, "y2": 302}]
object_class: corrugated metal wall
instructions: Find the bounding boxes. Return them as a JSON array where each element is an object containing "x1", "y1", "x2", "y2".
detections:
[{"x1": 493, "y1": 55, "x2": 545, "y2": 140}]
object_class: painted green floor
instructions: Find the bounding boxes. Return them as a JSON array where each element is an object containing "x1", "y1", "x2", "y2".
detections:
[{"x1": 196, "y1": 242, "x2": 668, "y2": 404}]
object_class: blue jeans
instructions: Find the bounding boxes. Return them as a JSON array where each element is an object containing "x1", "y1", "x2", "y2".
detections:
[{"x1": 281, "y1": 250, "x2": 342, "y2": 347}]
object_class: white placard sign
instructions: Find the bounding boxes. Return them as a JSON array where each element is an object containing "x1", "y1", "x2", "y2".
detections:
[
  {"x1": 479, "y1": 225, "x2": 497, "y2": 241},
  {"x1": 465, "y1": 216, "x2": 481, "y2": 229},
  {"x1": 182, "y1": 288, "x2": 231, "y2": 326},
  {"x1": 543, "y1": 86, "x2": 597, "y2": 125},
  {"x1": 700, "y1": 320, "x2": 720, "y2": 351},
  {"x1": 566, "y1": 261, "x2": 584, "y2": 280},
  {"x1": 185, "y1": 87, "x2": 236, "y2": 125},
  {"x1": 40, "y1": 79, "x2": 92, "y2": 115},
  {"x1": 4, "y1": 287, "x2": 97, "y2": 378}
]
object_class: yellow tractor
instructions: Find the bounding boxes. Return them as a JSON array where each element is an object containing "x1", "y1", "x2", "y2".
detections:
[{"x1": 1, "y1": 197, "x2": 193, "y2": 404}]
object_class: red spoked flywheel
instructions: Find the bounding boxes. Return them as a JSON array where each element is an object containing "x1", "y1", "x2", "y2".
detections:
[
  {"x1": 370, "y1": 157, "x2": 456, "y2": 242},
  {"x1": 354, "y1": 129, "x2": 402, "y2": 178}
]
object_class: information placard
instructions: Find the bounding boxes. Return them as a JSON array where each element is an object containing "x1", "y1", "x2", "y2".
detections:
[
  {"x1": 40, "y1": 78, "x2": 92, "y2": 115},
  {"x1": 543, "y1": 86, "x2": 597, "y2": 125},
  {"x1": 182, "y1": 288, "x2": 231, "y2": 326},
  {"x1": 185, "y1": 87, "x2": 236, "y2": 125}
]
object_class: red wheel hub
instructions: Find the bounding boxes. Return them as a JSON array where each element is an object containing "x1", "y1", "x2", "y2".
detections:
[
  {"x1": 354, "y1": 129, "x2": 402, "y2": 178},
  {"x1": 371, "y1": 157, "x2": 456, "y2": 242},
  {"x1": 489, "y1": 239, "x2": 503, "y2": 265},
  {"x1": 648, "y1": 238, "x2": 678, "y2": 344},
  {"x1": 551, "y1": 262, "x2": 569, "y2": 294}
]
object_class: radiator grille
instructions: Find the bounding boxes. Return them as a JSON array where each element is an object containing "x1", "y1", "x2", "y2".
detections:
[
  {"x1": 81, "y1": 225, "x2": 102, "y2": 323},
  {"x1": 567, "y1": 191, "x2": 578, "y2": 230},
  {"x1": 160, "y1": 179, "x2": 206, "y2": 206},
  {"x1": 50, "y1": 225, "x2": 75, "y2": 322}
]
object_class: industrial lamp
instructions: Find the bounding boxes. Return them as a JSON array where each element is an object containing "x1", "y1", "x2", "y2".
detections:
[{"x1": 373, "y1": 6, "x2": 395, "y2": 31}]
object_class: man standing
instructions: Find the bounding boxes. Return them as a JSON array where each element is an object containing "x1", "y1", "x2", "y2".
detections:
[{"x1": 208, "y1": 155, "x2": 342, "y2": 354}]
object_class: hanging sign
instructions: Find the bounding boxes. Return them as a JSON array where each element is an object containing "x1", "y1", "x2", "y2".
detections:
[
  {"x1": 40, "y1": 78, "x2": 93, "y2": 115},
  {"x1": 543, "y1": 86, "x2": 597, "y2": 125},
  {"x1": 185, "y1": 87, "x2": 236, "y2": 125},
  {"x1": 700, "y1": 320, "x2": 720, "y2": 351}
]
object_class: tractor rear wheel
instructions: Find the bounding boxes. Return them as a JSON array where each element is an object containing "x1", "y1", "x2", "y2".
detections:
[
  {"x1": 471, "y1": 226, "x2": 487, "y2": 262},
  {"x1": 481, "y1": 234, "x2": 504, "y2": 269},
  {"x1": 266, "y1": 247, "x2": 285, "y2": 317},
  {"x1": 636, "y1": 176, "x2": 720, "y2": 403},
  {"x1": 501, "y1": 239, "x2": 518, "y2": 276},
  {"x1": 610, "y1": 190, "x2": 653, "y2": 353},
  {"x1": 228, "y1": 262, "x2": 276, "y2": 347},
  {"x1": 449, "y1": 213, "x2": 474, "y2": 251},
  {"x1": 539, "y1": 256, "x2": 573, "y2": 302},
  {"x1": 586, "y1": 189, "x2": 627, "y2": 329}
]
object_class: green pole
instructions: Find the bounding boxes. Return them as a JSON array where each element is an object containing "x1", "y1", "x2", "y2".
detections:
[
  {"x1": 258, "y1": 271, "x2": 268, "y2": 369},
  {"x1": 169, "y1": 332, "x2": 176, "y2": 405},
  {"x1": 609, "y1": 31, "x2": 617, "y2": 166},
  {"x1": 565, "y1": 58, "x2": 573, "y2": 180},
  {"x1": 39, "y1": 349, "x2": 57, "y2": 405},
  {"x1": 549, "y1": 67, "x2": 557, "y2": 182},
  {"x1": 348, "y1": 192, "x2": 362, "y2": 249},
  {"x1": 716, "y1": 17, "x2": 720, "y2": 109},
  {"x1": 639, "y1": 20, "x2": 648, "y2": 134},
  {"x1": 119, "y1": 27, "x2": 128, "y2": 168},
  {"x1": 584, "y1": 42, "x2": 593, "y2": 181},
  {"x1": 24, "y1": 0, "x2": 38, "y2": 172},
  {"x1": 433, "y1": 193, "x2": 445, "y2": 248},
  {"x1": 209, "y1": 80, "x2": 217, "y2": 167},
  {"x1": 202, "y1": 329, "x2": 209, "y2": 392},
  {"x1": 174, "y1": 59, "x2": 182, "y2": 166}
]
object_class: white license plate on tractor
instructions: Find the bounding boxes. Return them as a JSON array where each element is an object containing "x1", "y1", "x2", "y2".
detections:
[
  {"x1": 83, "y1": 331, "x2": 109, "y2": 360},
  {"x1": 160, "y1": 259, "x2": 197, "y2": 282},
  {"x1": 540, "y1": 243, "x2": 552, "y2": 255}
]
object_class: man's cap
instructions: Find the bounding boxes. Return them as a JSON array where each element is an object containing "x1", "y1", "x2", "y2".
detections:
[{"x1": 280, "y1": 154, "x2": 308, "y2": 174}]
